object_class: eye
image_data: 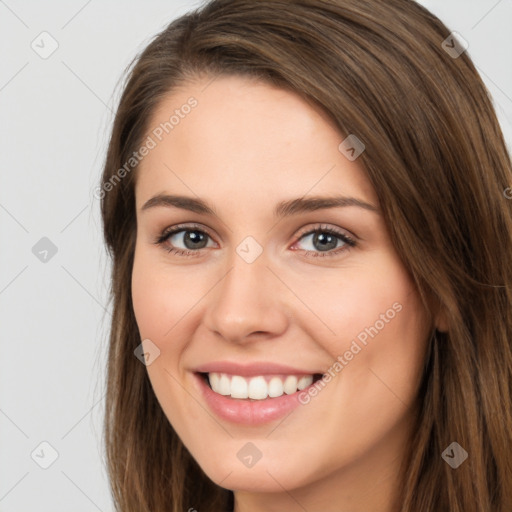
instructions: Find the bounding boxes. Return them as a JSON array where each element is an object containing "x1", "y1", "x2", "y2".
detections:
[
  {"x1": 291, "y1": 224, "x2": 356, "y2": 258},
  {"x1": 153, "y1": 223, "x2": 357, "y2": 258},
  {"x1": 153, "y1": 223, "x2": 216, "y2": 257}
]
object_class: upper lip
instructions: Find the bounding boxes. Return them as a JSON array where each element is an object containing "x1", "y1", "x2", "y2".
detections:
[{"x1": 193, "y1": 361, "x2": 323, "y2": 377}]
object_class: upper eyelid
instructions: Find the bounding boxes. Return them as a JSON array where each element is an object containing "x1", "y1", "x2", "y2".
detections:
[
  {"x1": 161, "y1": 222, "x2": 216, "y2": 240},
  {"x1": 295, "y1": 224, "x2": 354, "y2": 239}
]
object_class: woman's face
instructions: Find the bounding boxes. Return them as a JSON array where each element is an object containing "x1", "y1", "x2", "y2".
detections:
[{"x1": 132, "y1": 74, "x2": 434, "y2": 506}]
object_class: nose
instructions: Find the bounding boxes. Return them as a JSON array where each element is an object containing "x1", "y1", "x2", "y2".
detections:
[{"x1": 202, "y1": 253, "x2": 290, "y2": 344}]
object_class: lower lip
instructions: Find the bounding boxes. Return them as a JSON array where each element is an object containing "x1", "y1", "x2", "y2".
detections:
[{"x1": 193, "y1": 372, "x2": 311, "y2": 425}]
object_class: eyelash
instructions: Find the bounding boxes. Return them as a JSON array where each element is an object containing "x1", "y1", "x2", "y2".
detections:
[{"x1": 152, "y1": 223, "x2": 357, "y2": 258}]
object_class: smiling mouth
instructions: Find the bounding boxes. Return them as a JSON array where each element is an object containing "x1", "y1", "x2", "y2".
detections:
[{"x1": 198, "y1": 372, "x2": 324, "y2": 400}]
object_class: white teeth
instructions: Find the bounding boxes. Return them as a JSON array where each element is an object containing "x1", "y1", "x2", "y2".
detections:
[
  {"x1": 218, "y1": 374, "x2": 231, "y2": 395},
  {"x1": 297, "y1": 375, "x2": 313, "y2": 390},
  {"x1": 248, "y1": 376, "x2": 268, "y2": 400},
  {"x1": 268, "y1": 376, "x2": 284, "y2": 398},
  {"x1": 209, "y1": 372, "x2": 220, "y2": 390},
  {"x1": 207, "y1": 372, "x2": 315, "y2": 399},
  {"x1": 230, "y1": 375, "x2": 248, "y2": 399},
  {"x1": 283, "y1": 375, "x2": 298, "y2": 394}
]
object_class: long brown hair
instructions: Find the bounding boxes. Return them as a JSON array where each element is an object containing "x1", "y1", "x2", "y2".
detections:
[{"x1": 99, "y1": 1, "x2": 512, "y2": 510}]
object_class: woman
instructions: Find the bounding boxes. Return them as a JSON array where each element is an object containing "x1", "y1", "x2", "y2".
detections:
[{"x1": 99, "y1": 0, "x2": 512, "y2": 510}]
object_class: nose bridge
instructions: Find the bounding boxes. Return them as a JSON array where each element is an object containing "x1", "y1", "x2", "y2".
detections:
[{"x1": 203, "y1": 248, "x2": 288, "y2": 342}]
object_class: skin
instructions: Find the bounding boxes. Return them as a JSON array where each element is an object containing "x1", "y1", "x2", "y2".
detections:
[{"x1": 131, "y1": 74, "x2": 446, "y2": 512}]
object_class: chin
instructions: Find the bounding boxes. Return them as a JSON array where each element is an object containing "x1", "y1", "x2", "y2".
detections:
[{"x1": 193, "y1": 448, "x2": 317, "y2": 494}]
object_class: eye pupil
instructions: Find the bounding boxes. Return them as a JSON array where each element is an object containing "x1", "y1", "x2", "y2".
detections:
[{"x1": 314, "y1": 232, "x2": 337, "y2": 251}]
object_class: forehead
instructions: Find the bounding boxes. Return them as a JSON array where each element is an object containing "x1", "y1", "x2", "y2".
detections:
[{"x1": 135, "y1": 75, "x2": 378, "y2": 211}]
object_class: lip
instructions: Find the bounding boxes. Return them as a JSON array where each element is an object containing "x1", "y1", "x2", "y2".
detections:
[
  {"x1": 192, "y1": 371, "x2": 318, "y2": 425},
  {"x1": 193, "y1": 360, "x2": 322, "y2": 377}
]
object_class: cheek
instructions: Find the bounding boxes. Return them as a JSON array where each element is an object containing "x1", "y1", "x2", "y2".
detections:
[
  {"x1": 295, "y1": 251, "x2": 427, "y2": 360},
  {"x1": 131, "y1": 248, "x2": 201, "y2": 343},
  {"x1": 130, "y1": 249, "x2": 195, "y2": 419},
  {"x1": 323, "y1": 252, "x2": 430, "y2": 405},
  {"x1": 131, "y1": 262, "x2": 168, "y2": 341},
  {"x1": 297, "y1": 248, "x2": 431, "y2": 425}
]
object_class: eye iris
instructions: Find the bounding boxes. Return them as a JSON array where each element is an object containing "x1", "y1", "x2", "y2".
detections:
[
  {"x1": 313, "y1": 232, "x2": 338, "y2": 251},
  {"x1": 184, "y1": 230, "x2": 207, "y2": 249}
]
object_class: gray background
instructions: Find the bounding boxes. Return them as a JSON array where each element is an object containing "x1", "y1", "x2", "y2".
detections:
[{"x1": 1, "y1": 1, "x2": 511, "y2": 510}]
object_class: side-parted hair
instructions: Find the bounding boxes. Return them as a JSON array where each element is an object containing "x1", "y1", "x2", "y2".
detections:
[{"x1": 99, "y1": 1, "x2": 512, "y2": 510}]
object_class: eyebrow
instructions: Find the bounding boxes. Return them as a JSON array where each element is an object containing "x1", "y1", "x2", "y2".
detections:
[{"x1": 140, "y1": 193, "x2": 379, "y2": 217}]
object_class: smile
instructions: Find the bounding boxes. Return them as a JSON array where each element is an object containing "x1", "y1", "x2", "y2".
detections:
[
  {"x1": 192, "y1": 366, "x2": 325, "y2": 425},
  {"x1": 204, "y1": 372, "x2": 322, "y2": 400}
]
